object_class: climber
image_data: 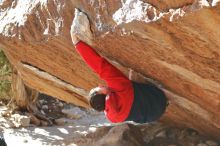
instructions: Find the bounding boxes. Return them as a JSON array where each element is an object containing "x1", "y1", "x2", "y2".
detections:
[{"x1": 70, "y1": 34, "x2": 168, "y2": 123}]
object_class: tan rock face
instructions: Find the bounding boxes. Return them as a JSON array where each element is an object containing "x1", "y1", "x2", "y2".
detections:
[{"x1": 0, "y1": 0, "x2": 220, "y2": 139}]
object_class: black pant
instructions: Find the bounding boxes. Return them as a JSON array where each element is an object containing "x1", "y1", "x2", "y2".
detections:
[
  {"x1": 126, "y1": 82, "x2": 167, "y2": 123},
  {"x1": 0, "y1": 136, "x2": 7, "y2": 146}
]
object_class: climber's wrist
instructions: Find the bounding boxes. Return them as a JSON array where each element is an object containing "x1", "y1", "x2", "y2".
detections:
[
  {"x1": 73, "y1": 39, "x2": 80, "y2": 46},
  {"x1": 71, "y1": 35, "x2": 80, "y2": 46}
]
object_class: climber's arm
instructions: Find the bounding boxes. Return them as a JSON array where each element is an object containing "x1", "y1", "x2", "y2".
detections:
[{"x1": 74, "y1": 41, "x2": 130, "y2": 91}]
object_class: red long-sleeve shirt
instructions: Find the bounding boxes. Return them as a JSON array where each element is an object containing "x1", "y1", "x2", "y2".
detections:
[{"x1": 75, "y1": 41, "x2": 134, "y2": 122}]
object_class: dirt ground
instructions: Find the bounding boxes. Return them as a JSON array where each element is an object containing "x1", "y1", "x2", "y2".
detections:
[{"x1": 0, "y1": 95, "x2": 219, "y2": 146}]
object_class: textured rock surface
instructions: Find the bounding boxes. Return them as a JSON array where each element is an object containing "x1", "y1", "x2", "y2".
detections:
[
  {"x1": 95, "y1": 124, "x2": 146, "y2": 146},
  {"x1": 0, "y1": 0, "x2": 220, "y2": 139},
  {"x1": 68, "y1": 123, "x2": 219, "y2": 146}
]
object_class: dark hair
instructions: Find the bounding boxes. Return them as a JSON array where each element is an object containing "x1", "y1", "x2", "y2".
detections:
[{"x1": 89, "y1": 92, "x2": 106, "y2": 111}]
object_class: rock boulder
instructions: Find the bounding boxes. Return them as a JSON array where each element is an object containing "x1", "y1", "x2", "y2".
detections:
[{"x1": 0, "y1": 0, "x2": 220, "y2": 139}]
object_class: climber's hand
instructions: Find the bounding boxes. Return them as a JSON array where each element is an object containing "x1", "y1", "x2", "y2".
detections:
[
  {"x1": 70, "y1": 23, "x2": 79, "y2": 45},
  {"x1": 70, "y1": 32, "x2": 80, "y2": 45}
]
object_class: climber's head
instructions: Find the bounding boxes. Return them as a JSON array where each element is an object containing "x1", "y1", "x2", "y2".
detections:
[{"x1": 89, "y1": 86, "x2": 109, "y2": 112}]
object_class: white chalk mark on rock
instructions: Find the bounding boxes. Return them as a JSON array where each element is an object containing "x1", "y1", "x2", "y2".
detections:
[
  {"x1": 0, "y1": 0, "x2": 47, "y2": 37},
  {"x1": 112, "y1": 0, "x2": 216, "y2": 25},
  {"x1": 211, "y1": 0, "x2": 220, "y2": 6},
  {"x1": 71, "y1": 8, "x2": 93, "y2": 45}
]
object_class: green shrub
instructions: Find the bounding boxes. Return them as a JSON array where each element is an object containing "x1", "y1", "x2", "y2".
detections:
[
  {"x1": 0, "y1": 50, "x2": 11, "y2": 74},
  {"x1": 0, "y1": 80, "x2": 11, "y2": 95},
  {"x1": 0, "y1": 49, "x2": 12, "y2": 100}
]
